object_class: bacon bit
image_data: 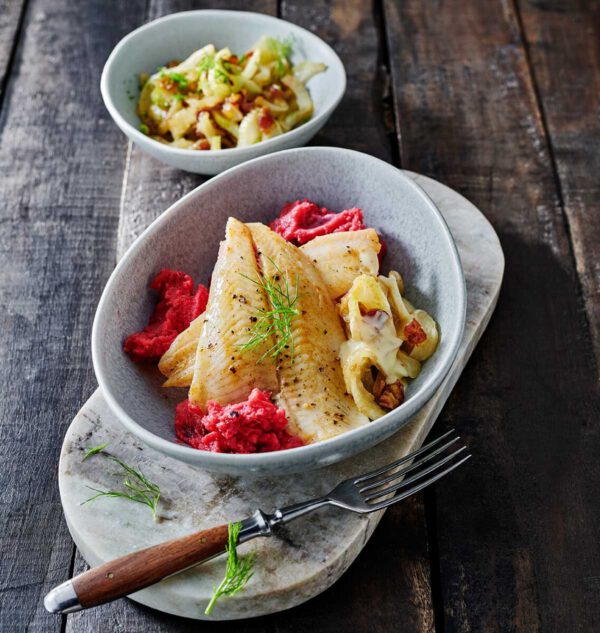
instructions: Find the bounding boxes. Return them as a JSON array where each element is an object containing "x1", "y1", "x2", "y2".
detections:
[
  {"x1": 269, "y1": 85, "x2": 284, "y2": 100},
  {"x1": 365, "y1": 308, "x2": 387, "y2": 319},
  {"x1": 239, "y1": 92, "x2": 255, "y2": 113},
  {"x1": 404, "y1": 318, "x2": 427, "y2": 346},
  {"x1": 228, "y1": 55, "x2": 239, "y2": 64},
  {"x1": 372, "y1": 371, "x2": 386, "y2": 399},
  {"x1": 401, "y1": 341, "x2": 414, "y2": 355},
  {"x1": 359, "y1": 308, "x2": 390, "y2": 332},
  {"x1": 196, "y1": 139, "x2": 211, "y2": 151},
  {"x1": 377, "y1": 381, "x2": 405, "y2": 410},
  {"x1": 159, "y1": 76, "x2": 177, "y2": 92},
  {"x1": 258, "y1": 107, "x2": 275, "y2": 131}
]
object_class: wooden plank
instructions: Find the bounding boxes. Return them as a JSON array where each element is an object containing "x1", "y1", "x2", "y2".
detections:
[
  {"x1": 280, "y1": 0, "x2": 396, "y2": 159},
  {"x1": 515, "y1": 0, "x2": 600, "y2": 373},
  {"x1": 383, "y1": 0, "x2": 600, "y2": 630},
  {"x1": 274, "y1": 497, "x2": 436, "y2": 633},
  {"x1": 67, "y1": 1, "x2": 436, "y2": 631},
  {"x1": 0, "y1": 0, "x2": 145, "y2": 631},
  {"x1": 0, "y1": 0, "x2": 26, "y2": 99}
]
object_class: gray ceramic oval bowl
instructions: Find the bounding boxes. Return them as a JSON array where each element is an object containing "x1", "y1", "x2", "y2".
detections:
[
  {"x1": 101, "y1": 10, "x2": 346, "y2": 175},
  {"x1": 92, "y1": 147, "x2": 466, "y2": 475}
]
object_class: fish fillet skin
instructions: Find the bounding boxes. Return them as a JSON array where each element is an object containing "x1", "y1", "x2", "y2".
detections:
[
  {"x1": 189, "y1": 218, "x2": 278, "y2": 408},
  {"x1": 300, "y1": 229, "x2": 381, "y2": 299},
  {"x1": 158, "y1": 314, "x2": 203, "y2": 387},
  {"x1": 248, "y1": 223, "x2": 369, "y2": 442}
]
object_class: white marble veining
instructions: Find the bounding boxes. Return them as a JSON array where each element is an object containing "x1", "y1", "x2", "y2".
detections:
[{"x1": 58, "y1": 173, "x2": 504, "y2": 620}]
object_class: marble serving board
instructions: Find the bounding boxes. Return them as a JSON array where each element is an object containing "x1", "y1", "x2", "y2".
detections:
[{"x1": 58, "y1": 173, "x2": 504, "y2": 620}]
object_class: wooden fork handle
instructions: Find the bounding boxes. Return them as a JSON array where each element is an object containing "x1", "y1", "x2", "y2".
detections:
[{"x1": 72, "y1": 523, "x2": 229, "y2": 608}]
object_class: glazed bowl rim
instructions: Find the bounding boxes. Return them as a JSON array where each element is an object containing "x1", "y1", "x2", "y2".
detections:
[
  {"x1": 100, "y1": 9, "x2": 347, "y2": 160},
  {"x1": 92, "y1": 146, "x2": 467, "y2": 470}
]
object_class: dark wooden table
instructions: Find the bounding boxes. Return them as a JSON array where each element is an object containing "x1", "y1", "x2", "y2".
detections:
[{"x1": 1, "y1": 0, "x2": 599, "y2": 631}]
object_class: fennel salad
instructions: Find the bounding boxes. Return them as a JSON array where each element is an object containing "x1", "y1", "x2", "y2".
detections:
[{"x1": 137, "y1": 36, "x2": 326, "y2": 150}]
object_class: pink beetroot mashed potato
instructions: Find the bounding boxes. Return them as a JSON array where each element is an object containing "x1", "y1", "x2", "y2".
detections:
[
  {"x1": 270, "y1": 199, "x2": 367, "y2": 245},
  {"x1": 270, "y1": 198, "x2": 387, "y2": 259},
  {"x1": 123, "y1": 269, "x2": 208, "y2": 363},
  {"x1": 175, "y1": 389, "x2": 304, "y2": 453}
]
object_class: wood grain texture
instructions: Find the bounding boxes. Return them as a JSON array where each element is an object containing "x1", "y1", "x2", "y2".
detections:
[
  {"x1": 0, "y1": 0, "x2": 144, "y2": 631},
  {"x1": 74, "y1": 525, "x2": 229, "y2": 608},
  {"x1": 66, "y1": 1, "x2": 436, "y2": 631},
  {"x1": 383, "y1": 0, "x2": 600, "y2": 630},
  {"x1": 4, "y1": 0, "x2": 598, "y2": 631},
  {"x1": 0, "y1": 0, "x2": 26, "y2": 99},
  {"x1": 271, "y1": 496, "x2": 436, "y2": 633},
  {"x1": 281, "y1": 0, "x2": 395, "y2": 158},
  {"x1": 516, "y1": 0, "x2": 600, "y2": 374}
]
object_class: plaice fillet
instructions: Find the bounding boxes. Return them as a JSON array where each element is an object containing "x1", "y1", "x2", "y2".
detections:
[
  {"x1": 248, "y1": 222, "x2": 369, "y2": 442},
  {"x1": 159, "y1": 228, "x2": 381, "y2": 386},
  {"x1": 299, "y1": 229, "x2": 381, "y2": 299},
  {"x1": 188, "y1": 218, "x2": 278, "y2": 407},
  {"x1": 158, "y1": 314, "x2": 203, "y2": 387}
]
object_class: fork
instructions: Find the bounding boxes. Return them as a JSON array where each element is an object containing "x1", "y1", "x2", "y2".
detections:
[{"x1": 44, "y1": 430, "x2": 469, "y2": 614}]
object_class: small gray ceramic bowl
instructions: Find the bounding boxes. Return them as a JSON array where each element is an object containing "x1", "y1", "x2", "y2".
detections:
[
  {"x1": 92, "y1": 147, "x2": 466, "y2": 476},
  {"x1": 101, "y1": 10, "x2": 346, "y2": 175}
]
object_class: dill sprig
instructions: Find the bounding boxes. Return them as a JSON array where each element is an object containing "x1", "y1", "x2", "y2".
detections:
[
  {"x1": 82, "y1": 442, "x2": 109, "y2": 461},
  {"x1": 239, "y1": 259, "x2": 300, "y2": 363},
  {"x1": 81, "y1": 454, "x2": 161, "y2": 521},
  {"x1": 205, "y1": 522, "x2": 255, "y2": 615}
]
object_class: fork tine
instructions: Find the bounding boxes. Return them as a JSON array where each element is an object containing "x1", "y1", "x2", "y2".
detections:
[
  {"x1": 363, "y1": 446, "x2": 468, "y2": 502},
  {"x1": 359, "y1": 436, "x2": 461, "y2": 493},
  {"x1": 354, "y1": 429, "x2": 457, "y2": 484},
  {"x1": 369, "y1": 454, "x2": 471, "y2": 511}
]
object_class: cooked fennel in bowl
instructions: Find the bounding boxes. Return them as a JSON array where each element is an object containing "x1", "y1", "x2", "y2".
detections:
[{"x1": 137, "y1": 36, "x2": 326, "y2": 150}]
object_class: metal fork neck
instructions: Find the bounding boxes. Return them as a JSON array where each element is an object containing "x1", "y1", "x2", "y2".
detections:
[
  {"x1": 238, "y1": 498, "x2": 329, "y2": 544},
  {"x1": 270, "y1": 497, "x2": 330, "y2": 524}
]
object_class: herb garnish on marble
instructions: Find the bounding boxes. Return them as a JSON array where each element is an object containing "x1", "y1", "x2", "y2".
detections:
[
  {"x1": 80, "y1": 445, "x2": 161, "y2": 521},
  {"x1": 82, "y1": 442, "x2": 109, "y2": 461},
  {"x1": 205, "y1": 521, "x2": 255, "y2": 615}
]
